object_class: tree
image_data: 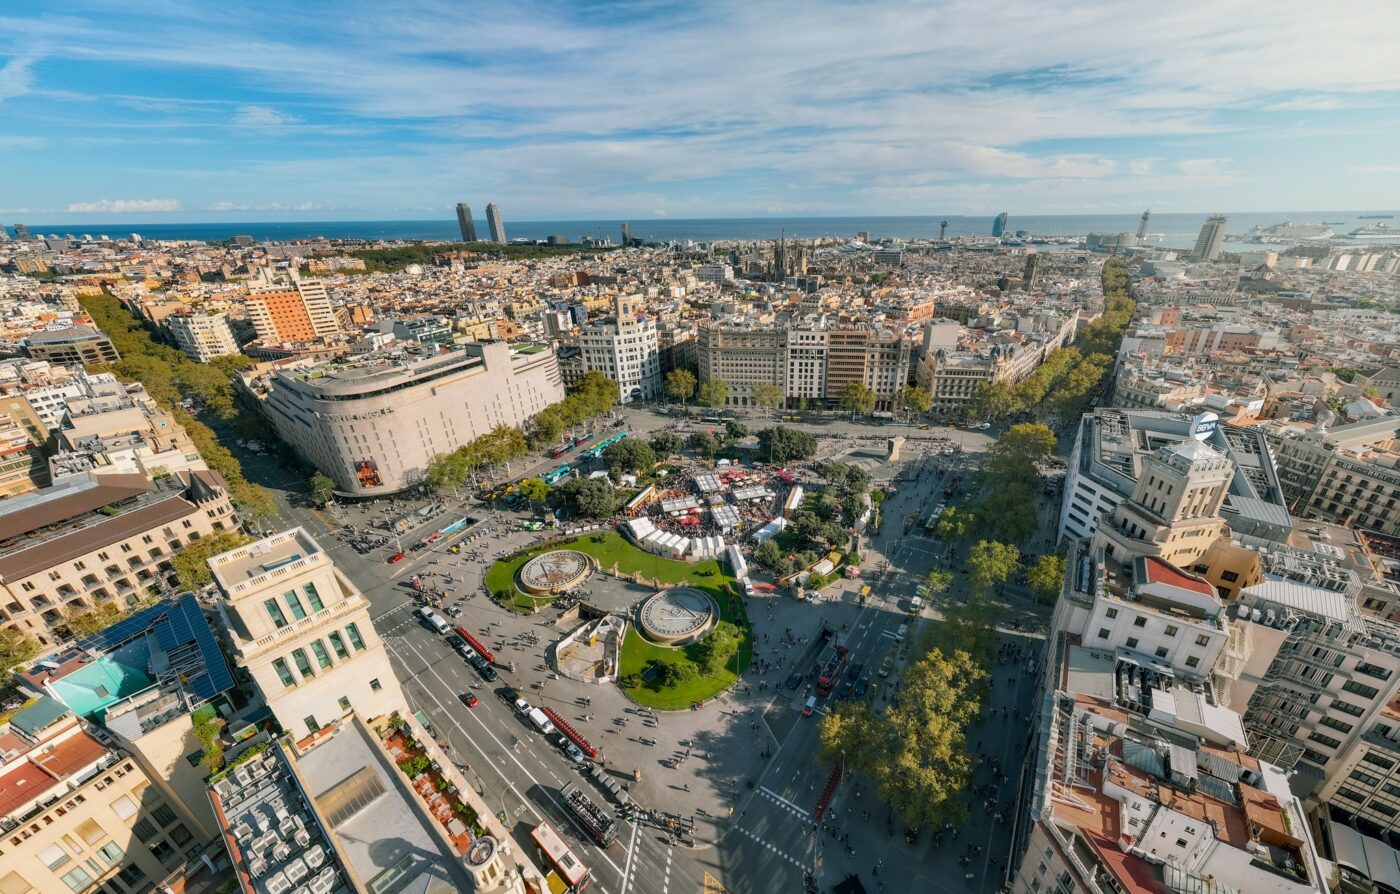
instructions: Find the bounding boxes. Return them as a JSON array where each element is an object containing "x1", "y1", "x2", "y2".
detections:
[
  {"x1": 811, "y1": 492, "x2": 841, "y2": 521},
  {"x1": 688, "y1": 430, "x2": 721, "y2": 459},
  {"x1": 0, "y1": 626, "x2": 41, "y2": 670},
  {"x1": 309, "y1": 472, "x2": 336, "y2": 506},
  {"x1": 604, "y1": 439, "x2": 657, "y2": 477},
  {"x1": 757, "y1": 426, "x2": 817, "y2": 463},
  {"x1": 193, "y1": 713, "x2": 225, "y2": 773},
  {"x1": 172, "y1": 531, "x2": 255, "y2": 591},
  {"x1": 818, "y1": 701, "x2": 891, "y2": 775},
  {"x1": 664, "y1": 369, "x2": 697, "y2": 406},
  {"x1": 921, "y1": 569, "x2": 953, "y2": 599},
  {"x1": 1027, "y1": 554, "x2": 1068, "y2": 604},
  {"x1": 62, "y1": 602, "x2": 127, "y2": 639},
  {"x1": 971, "y1": 482, "x2": 1040, "y2": 545},
  {"x1": 969, "y1": 381, "x2": 1020, "y2": 422},
  {"x1": 935, "y1": 591, "x2": 1000, "y2": 659},
  {"x1": 695, "y1": 621, "x2": 743, "y2": 675},
  {"x1": 649, "y1": 432, "x2": 682, "y2": 457},
  {"x1": 843, "y1": 466, "x2": 871, "y2": 496},
  {"x1": 838, "y1": 382, "x2": 877, "y2": 418},
  {"x1": 753, "y1": 539, "x2": 784, "y2": 569},
  {"x1": 967, "y1": 540, "x2": 1021, "y2": 591},
  {"x1": 724, "y1": 420, "x2": 748, "y2": 440},
  {"x1": 231, "y1": 481, "x2": 278, "y2": 525},
  {"x1": 517, "y1": 477, "x2": 551, "y2": 512},
  {"x1": 426, "y1": 451, "x2": 471, "y2": 494},
  {"x1": 752, "y1": 382, "x2": 785, "y2": 416},
  {"x1": 528, "y1": 408, "x2": 565, "y2": 449},
  {"x1": 823, "y1": 461, "x2": 850, "y2": 487},
  {"x1": 984, "y1": 423, "x2": 1057, "y2": 487},
  {"x1": 552, "y1": 477, "x2": 620, "y2": 518},
  {"x1": 934, "y1": 507, "x2": 974, "y2": 543},
  {"x1": 896, "y1": 384, "x2": 932, "y2": 418},
  {"x1": 697, "y1": 378, "x2": 729, "y2": 409}
]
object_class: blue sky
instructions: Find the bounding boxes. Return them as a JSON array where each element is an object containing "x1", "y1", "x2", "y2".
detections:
[{"x1": 2, "y1": 0, "x2": 1398, "y2": 222}]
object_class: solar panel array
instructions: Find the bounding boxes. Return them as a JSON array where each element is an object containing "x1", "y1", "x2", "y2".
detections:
[{"x1": 77, "y1": 593, "x2": 234, "y2": 704}]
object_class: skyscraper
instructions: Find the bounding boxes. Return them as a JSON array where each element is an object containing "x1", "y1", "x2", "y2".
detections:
[
  {"x1": 14, "y1": 223, "x2": 30, "y2": 240},
  {"x1": 992, "y1": 212, "x2": 1009, "y2": 237},
  {"x1": 455, "y1": 202, "x2": 477, "y2": 242},
  {"x1": 486, "y1": 203, "x2": 506, "y2": 243},
  {"x1": 621, "y1": 222, "x2": 632, "y2": 246},
  {"x1": 1137, "y1": 209, "x2": 1151, "y2": 240},
  {"x1": 1191, "y1": 215, "x2": 1227, "y2": 261},
  {"x1": 939, "y1": 220, "x2": 949, "y2": 240},
  {"x1": 1023, "y1": 252, "x2": 1041, "y2": 289}
]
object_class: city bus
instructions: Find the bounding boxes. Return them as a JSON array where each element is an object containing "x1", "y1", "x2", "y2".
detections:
[
  {"x1": 531, "y1": 821, "x2": 590, "y2": 892},
  {"x1": 542, "y1": 464, "x2": 572, "y2": 485}
]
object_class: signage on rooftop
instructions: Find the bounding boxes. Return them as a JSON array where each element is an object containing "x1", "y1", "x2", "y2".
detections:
[{"x1": 1190, "y1": 412, "x2": 1219, "y2": 441}]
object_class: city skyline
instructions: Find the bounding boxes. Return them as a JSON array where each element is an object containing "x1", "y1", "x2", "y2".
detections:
[{"x1": 2, "y1": 1, "x2": 1398, "y2": 223}]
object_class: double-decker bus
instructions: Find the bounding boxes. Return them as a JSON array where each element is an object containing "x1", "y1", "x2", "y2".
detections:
[
  {"x1": 814, "y1": 638, "x2": 850, "y2": 698},
  {"x1": 531, "y1": 821, "x2": 590, "y2": 892}
]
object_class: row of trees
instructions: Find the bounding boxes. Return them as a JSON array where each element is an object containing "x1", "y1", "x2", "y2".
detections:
[
  {"x1": 524, "y1": 371, "x2": 622, "y2": 451},
  {"x1": 347, "y1": 241, "x2": 606, "y2": 273},
  {"x1": 663, "y1": 371, "x2": 931, "y2": 420},
  {"x1": 78, "y1": 293, "x2": 277, "y2": 522}
]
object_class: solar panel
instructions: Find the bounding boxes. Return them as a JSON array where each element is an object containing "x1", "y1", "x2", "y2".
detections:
[{"x1": 75, "y1": 594, "x2": 233, "y2": 706}]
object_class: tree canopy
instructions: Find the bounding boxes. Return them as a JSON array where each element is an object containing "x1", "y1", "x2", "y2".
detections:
[
  {"x1": 649, "y1": 432, "x2": 682, "y2": 457},
  {"x1": 752, "y1": 382, "x2": 784, "y2": 413},
  {"x1": 665, "y1": 369, "x2": 696, "y2": 404},
  {"x1": 552, "y1": 477, "x2": 620, "y2": 518},
  {"x1": 604, "y1": 439, "x2": 657, "y2": 476},
  {"x1": 838, "y1": 382, "x2": 877, "y2": 417},
  {"x1": 697, "y1": 378, "x2": 729, "y2": 409},
  {"x1": 172, "y1": 531, "x2": 255, "y2": 591},
  {"x1": 757, "y1": 426, "x2": 817, "y2": 463},
  {"x1": 1027, "y1": 553, "x2": 1068, "y2": 604},
  {"x1": 967, "y1": 540, "x2": 1021, "y2": 591},
  {"x1": 309, "y1": 472, "x2": 336, "y2": 506}
]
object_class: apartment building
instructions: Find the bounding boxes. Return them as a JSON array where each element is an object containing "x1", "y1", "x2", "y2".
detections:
[
  {"x1": 1267, "y1": 417, "x2": 1400, "y2": 536},
  {"x1": 0, "y1": 697, "x2": 214, "y2": 894},
  {"x1": 579, "y1": 295, "x2": 660, "y2": 403},
  {"x1": 209, "y1": 528, "x2": 407, "y2": 737},
  {"x1": 696, "y1": 324, "x2": 785, "y2": 407},
  {"x1": 244, "y1": 270, "x2": 339, "y2": 343},
  {"x1": 0, "y1": 470, "x2": 236, "y2": 644},
  {"x1": 165, "y1": 312, "x2": 239, "y2": 363},
  {"x1": 250, "y1": 341, "x2": 562, "y2": 495},
  {"x1": 21, "y1": 325, "x2": 120, "y2": 366}
]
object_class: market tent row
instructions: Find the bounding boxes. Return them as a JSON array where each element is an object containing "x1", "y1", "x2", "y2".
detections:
[{"x1": 623, "y1": 517, "x2": 727, "y2": 560}]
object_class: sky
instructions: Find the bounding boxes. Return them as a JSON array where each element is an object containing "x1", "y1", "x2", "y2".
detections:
[{"x1": 2, "y1": 0, "x2": 1399, "y2": 223}]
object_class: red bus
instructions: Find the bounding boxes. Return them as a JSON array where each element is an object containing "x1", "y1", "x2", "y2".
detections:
[
  {"x1": 815, "y1": 641, "x2": 849, "y2": 697},
  {"x1": 531, "y1": 821, "x2": 590, "y2": 891}
]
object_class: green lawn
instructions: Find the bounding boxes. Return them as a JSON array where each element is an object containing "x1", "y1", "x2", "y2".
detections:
[{"x1": 485, "y1": 531, "x2": 751, "y2": 706}]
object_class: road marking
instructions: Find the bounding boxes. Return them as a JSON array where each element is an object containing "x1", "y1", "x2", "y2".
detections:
[
  {"x1": 620, "y1": 819, "x2": 640, "y2": 894},
  {"x1": 732, "y1": 826, "x2": 808, "y2": 869},
  {"x1": 757, "y1": 786, "x2": 811, "y2": 820}
]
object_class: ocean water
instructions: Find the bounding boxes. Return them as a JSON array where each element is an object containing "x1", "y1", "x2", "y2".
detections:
[{"x1": 15, "y1": 211, "x2": 1397, "y2": 251}]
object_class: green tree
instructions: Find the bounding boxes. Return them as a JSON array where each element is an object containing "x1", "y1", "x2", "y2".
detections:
[
  {"x1": 426, "y1": 451, "x2": 472, "y2": 494},
  {"x1": 972, "y1": 482, "x2": 1040, "y2": 544},
  {"x1": 517, "y1": 477, "x2": 551, "y2": 512},
  {"x1": 753, "y1": 539, "x2": 784, "y2": 569},
  {"x1": 1027, "y1": 554, "x2": 1068, "y2": 604},
  {"x1": 230, "y1": 481, "x2": 277, "y2": 525},
  {"x1": 0, "y1": 626, "x2": 41, "y2": 670},
  {"x1": 967, "y1": 540, "x2": 1021, "y2": 591},
  {"x1": 552, "y1": 477, "x2": 620, "y2": 518},
  {"x1": 724, "y1": 419, "x2": 748, "y2": 440},
  {"x1": 61, "y1": 602, "x2": 127, "y2": 639},
  {"x1": 604, "y1": 439, "x2": 657, "y2": 476},
  {"x1": 896, "y1": 384, "x2": 932, "y2": 418},
  {"x1": 697, "y1": 378, "x2": 729, "y2": 409},
  {"x1": 838, "y1": 382, "x2": 877, "y2": 418},
  {"x1": 695, "y1": 621, "x2": 743, "y2": 675},
  {"x1": 528, "y1": 407, "x2": 566, "y2": 449},
  {"x1": 934, "y1": 507, "x2": 975, "y2": 542},
  {"x1": 823, "y1": 461, "x2": 850, "y2": 487},
  {"x1": 665, "y1": 369, "x2": 697, "y2": 406},
  {"x1": 757, "y1": 426, "x2": 817, "y2": 463},
  {"x1": 818, "y1": 701, "x2": 891, "y2": 775},
  {"x1": 172, "y1": 531, "x2": 255, "y2": 591},
  {"x1": 688, "y1": 430, "x2": 721, "y2": 459},
  {"x1": 984, "y1": 423, "x2": 1057, "y2": 487},
  {"x1": 752, "y1": 382, "x2": 785, "y2": 416},
  {"x1": 843, "y1": 466, "x2": 871, "y2": 496},
  {"x1": 193, "y1": 713, "x2": 225, "y2": 773},
  {"x1": 309, "y1": 472, "x2": 336, "y2": 506},
  {"x1": 649, "y1": 432, "x2": 682, "y2": 457},
  {"x1": 969, "y1": 381, "x2": 1021, "y2": 422},
  {"x1": 921, "y1": 568, "x2": 953, "y2": 599}
]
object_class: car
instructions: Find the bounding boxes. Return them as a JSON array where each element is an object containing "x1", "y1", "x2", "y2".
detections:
[
  {"x1": 785, "y1": 672, "x2": 803, "y2": 691},
  {"x1": 459, "y1": 691, "x2": 479, "y2": 708},
  {"x1": 846, "y1": 662, "x2": 864, "y2": 681},
  {"x1": 470, "y1": 656, "x2": 498, "y2": 681},
  {"x1": 879, "y1": 656, "x2": 894, "y2": 678},
  {"x1": 388, "y1": 552, "x2": 406, "y2": 564},
  {"x1": 446, "y1": 605, "x2": 463, "y2": 618},
  {"x1": 513, "y1": 697, "x2": 533, "y2": 717},
  {"x1": 549, "y1": 735, "x2": 589, "y2": 765},
  {"x1": 802, "y1": 696, "x2": 817, "y2": 717},
  {"x1": 978, "y1": 422, "x2": 991, "y2": 430},
  {"x1": 895, "y1": 623, "x2": 908, "y2": 642},
  {"x1": 852, "y1": 678, "x2": 870, "y2": 699},
  {"x1": 445, "y1": 634, "x2": 468, "y2": 654}
]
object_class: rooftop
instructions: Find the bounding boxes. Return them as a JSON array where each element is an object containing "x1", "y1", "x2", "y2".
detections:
[{"x1": 209, "y1": 527, "x2": 324, "y2": 597}]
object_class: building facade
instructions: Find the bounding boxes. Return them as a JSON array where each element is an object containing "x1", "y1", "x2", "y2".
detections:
[
  {"x1": 209, "y1": 528, "x2": 407, "y2": 738},
  {"x1": 22, "y1": 326, "x2": 120, "y2": 366},
  {"x1": 455, "y1": 202, "x2": 477, "y2": 242},
  {"x1": 579, "y1": 296, "x2": 661, "y2": 404},
  {"x1": 165, "y1": 313, "x2": 239, "y2": 363},
  {"x1": 486, "y1": 203, "x2": 506, "y2": 243}
]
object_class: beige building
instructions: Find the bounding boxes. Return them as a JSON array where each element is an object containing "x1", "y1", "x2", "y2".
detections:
[
  {"x1": 252, "y1": 341, "x2": 562, "y2": 495},
  {"x1": 209, "y1": 528, "x2": 407, "y2": 738},
  {"x1": 0, "y1": 470, "x2": 236, "y2": 645},
  {"x1": 0, "y1": 697, "x2": 215, "y2": 894},
  {"x1": 166, "y1": 313, "x2": 240, "y2": 363}
]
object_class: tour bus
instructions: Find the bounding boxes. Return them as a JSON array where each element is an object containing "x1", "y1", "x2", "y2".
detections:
[{"x1": 531, "y1": 821, "x2": 590, "y2": 892}]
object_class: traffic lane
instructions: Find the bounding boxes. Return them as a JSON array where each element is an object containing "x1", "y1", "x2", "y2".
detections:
[{"x1": 384, "y1": 621, "x2": 690, "y2": 894}]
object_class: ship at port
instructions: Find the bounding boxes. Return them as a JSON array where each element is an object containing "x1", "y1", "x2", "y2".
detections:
[
  {"x1": 1239, "y1": 222, "x2": 1334, "y2": 243},
  {"x1": 1358, "y1": 213, "x2": 1394, "y2": 219},
  {"x1": 1348, "y1": 224, "x2": 1400, "y2": 239}
]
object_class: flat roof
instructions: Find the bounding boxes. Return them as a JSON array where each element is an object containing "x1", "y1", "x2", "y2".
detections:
[{"x1": 210, "y1": 527, "x2": 323, "y2": 594}]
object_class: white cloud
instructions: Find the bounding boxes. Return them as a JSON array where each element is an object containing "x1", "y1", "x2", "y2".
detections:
[
  {"x1": 0, "y1": 56, "x2": 35, "y2": 103},
  {"x1": 208, "y1": 201, "x2": 250, "y2": 211},
  {"x1": 232, "y1": 104, "x2": 299, "y2": 128},
  {"x1": 0, "y1": 135, "x2": 44, "y2": 150},
  {"x1": 66, "y1": 198, "x2": 183, "y2": 213},
  {"x1": 1350, "y1": 163, "x2": 1400, "y2": 175}
]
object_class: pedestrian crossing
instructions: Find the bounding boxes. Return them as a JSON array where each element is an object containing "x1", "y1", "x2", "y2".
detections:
[{"x1": 733, "y1": 825, "x2": 809, "y2": 870}]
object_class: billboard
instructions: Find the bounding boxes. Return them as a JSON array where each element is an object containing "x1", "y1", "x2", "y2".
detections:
[
  {"x1": 1190, "y1": 412, "x2": 1219, "y2": 442},
  {"x1": 354, "y1": 459, "x2": 383, "y2": 488}
]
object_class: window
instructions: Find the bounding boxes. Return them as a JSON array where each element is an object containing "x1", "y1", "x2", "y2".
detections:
[
  {"x1": 1333, "y1": 699, "x2": 1366, "y2": 717},
  {"x1": 346, "y1": 623, "x2": 365, "y2": 651},
  {"x1": 1155, "y1": 647, "x2": 1169, "y2": 659},
  {"x1": 273, "y1": 658, "x2": 296, "y2": 687},
  {"x1": 1308, "y1": 731, "x2": 1342, "y2": 749},
  {"x1": 40, "y1": 843, "x2": 71, "y2": 870},
  {"x1": 1319, "y1": 716, "x2": 1355, "y2": 734},
  {"x1": 1345, "y1": 680, "x2": 1381, "y2": 699},
  {"x1": 1175, "y1": 838, "x2": 1188, "y2": 848},
  {"x1": 110, "y1": 796, "x2": 137, "y2": 821},
  {"x1": 264, "y1": 599, "x2": 287, "y2": 629},
  {"x1": 1363, "y1": 753, "x2": 1396, "y2": 770},
  {"x1": 1126, "y1": 637, "x2": 1139, "y2": 649},
  {"x1": 1105, "y1": 608, "x2": 1118, "y2": 619},
  {"x1": 76, "y1": 820, "x2": 105, "y2": 847},
  {"x1": 338, "y1": 696, "x2": 351, "y2": 711},
  {"x1": 304, "y1": 715, "x2": 320, "y2": 735},
  {"x1": 1337, "y1": 787, "x2": 1368, "y2": 803},
  {"x1": 1220, "y1": 570, "x2": 1239, "y2": 583},
  {"x1": 291, "y1": 649, "x2": 314, "y2": 678},
  {"x1": 310, "y1": 640, "x2": 332, "y2": 669},
  {"x1": 60, "y1": 867, "x2": 92, "y2": 892},
  {"x1": 1097, "y1": 628, "x2": 1110, "y2": 640},
  {"x1": 1384, "y1": 783, "x2": 1400, "y2": 799},
  {"x1": 1373, "y1": 803, "x2": 1398, "y2": 818},
  {"x1": 370, "y1": 678, "x2": 382, "y2": 692},
  {"x1": 328, "y1": 631, "x2": 349, "y2": 659},
  {"x1": 115, "y1": 864, "x2": 146, "y2": 888},
  {"x1": 96, "y1": 842, "x2": 124, "y2": 865},
  {"x1": 1351, "y1": 769, "x2": 1382, "y2": 786},
  {"x1": 1133, "y1": 616, "x2": 1147, "y2": 628},
  {"x1": 283, "y1": 590, "x2": 307, "y2": 621},
  {"x1": 1195, "y1": 635, "x2": 1210, "y2": 647},
  {"x1": 150, "y1": 839, "x2": 178, "y2": 866},
  {"x1": 1164, "y1": 625, "x2": 1178, "y2": 637},
  {"x1": 168, "y1": 824, "x2": 192, "y2": 847},
  {"x1": 1355, "y1": 661, "x2": 1392, "y2": 681},
  {"x1": 1185, "y1": 656, "x2": 1200, "y2": 668},
  {"x1": 150, "y1": 803, "x2": 177, "y2": 828},
  {"x1": 302, "y1": 583, "x2": 324, "y2": 612}
]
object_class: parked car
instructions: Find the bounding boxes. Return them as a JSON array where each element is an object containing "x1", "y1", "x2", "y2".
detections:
[
  {"x1": 459, "y1": 691, "x2": 479, "y2": 708},
  {"x1": 852, "y1": 678, "x2": 870, "y2": 699}
]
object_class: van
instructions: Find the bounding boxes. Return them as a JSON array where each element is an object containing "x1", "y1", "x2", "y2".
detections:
[
  {"x1": 527, "y1": 707, "x2": 556, "y2": 735},
  {"x1": 417, "y1": 606, "x2": 450, "y2": 635},
  {"x1": 909, "y1": 596, "x2": 924, "y2": 614},
  {"x1": 802, "y1": 696, "x2": 817, "y2": 717},
  {"x1": 895, "y1": 623, "x2": 908, "y2": 642}
]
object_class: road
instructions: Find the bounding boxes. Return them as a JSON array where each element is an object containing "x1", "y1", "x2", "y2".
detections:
[{"x1": 228, "y1": 405, "x2": 1038, "y2": 894}]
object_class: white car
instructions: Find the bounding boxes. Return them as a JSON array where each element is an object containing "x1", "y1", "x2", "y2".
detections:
[{"x1": 895, "y1": 623, "x2": 908, "y2": 642}]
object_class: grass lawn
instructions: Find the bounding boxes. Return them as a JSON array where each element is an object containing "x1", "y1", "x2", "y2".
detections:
[{"x1": 485, "y1": 531, "x2": 752, "y2": 706}]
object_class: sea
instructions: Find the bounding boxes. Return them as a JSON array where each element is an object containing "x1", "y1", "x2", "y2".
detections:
[{"x1": 15, "y1": 211, "x2": 1398, "y2": 252}]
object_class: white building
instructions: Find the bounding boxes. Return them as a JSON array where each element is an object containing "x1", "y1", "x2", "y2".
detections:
[
  {"x1": 580, "y1": 295, "x2": 661, "y2": 403},
  {"x1": 166, "y1": 312, "x2": 240, "y2": 363},
  {"x1": 209, "y1": 527, "x2": 407, "y2": 737}
]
